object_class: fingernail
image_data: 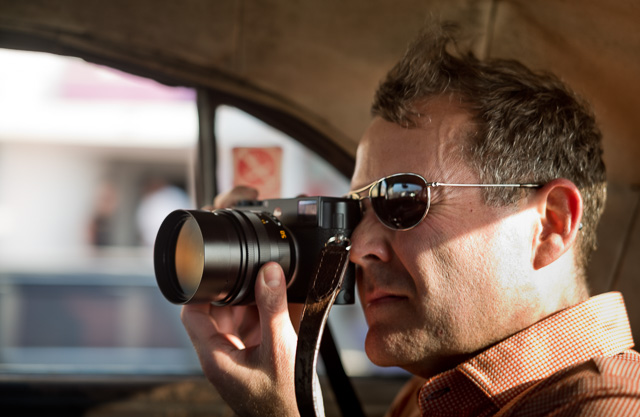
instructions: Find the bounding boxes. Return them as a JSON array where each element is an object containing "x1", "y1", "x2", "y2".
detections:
[{"x1": 263, "y1": 264, "x2": 281, "y2": 288}]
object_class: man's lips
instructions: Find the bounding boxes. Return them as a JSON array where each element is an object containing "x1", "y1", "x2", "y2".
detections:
[{"x1": 364, "y1": 291, "x2": 408, "y2": 308}]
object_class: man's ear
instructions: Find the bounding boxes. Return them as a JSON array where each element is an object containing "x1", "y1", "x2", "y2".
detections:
[{"x1": 532, "y1": 179, "x2": 583, "y2": 270}]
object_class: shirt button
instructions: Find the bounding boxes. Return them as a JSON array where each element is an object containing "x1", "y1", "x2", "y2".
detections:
[{"x1": 423, "y1": 387, "x2": 451, "y2": 401}]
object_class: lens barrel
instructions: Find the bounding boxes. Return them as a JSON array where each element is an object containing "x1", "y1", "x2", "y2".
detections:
[{"x1": 154, "y1": 209, "x2": 296, "y2": 305}]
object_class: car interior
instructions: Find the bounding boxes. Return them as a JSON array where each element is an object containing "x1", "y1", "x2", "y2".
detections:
[{"x1": 0, "y1": 1, "x2": 639, "y2": 416}]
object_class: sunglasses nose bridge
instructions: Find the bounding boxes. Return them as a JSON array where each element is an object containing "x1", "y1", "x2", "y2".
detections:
[{"x1": 352, "y1": 197, "x2": 387, "y2": 233}]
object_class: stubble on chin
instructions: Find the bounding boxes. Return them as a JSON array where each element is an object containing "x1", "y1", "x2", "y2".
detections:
[{"x1": 361, "y1": 245, "x2": 471, "y2": 375}]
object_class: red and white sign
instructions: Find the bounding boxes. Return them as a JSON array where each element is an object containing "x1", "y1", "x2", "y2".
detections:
[{"x1": 232, "y1": 147, "x2": 282, "y2": 199}]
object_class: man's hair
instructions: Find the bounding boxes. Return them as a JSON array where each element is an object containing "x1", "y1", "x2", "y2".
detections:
[{"x1": 372, "y1": 25, "x2": 606, "y2": 281}]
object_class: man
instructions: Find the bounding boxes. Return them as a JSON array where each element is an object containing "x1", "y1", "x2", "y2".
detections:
[{"x1": 181, "y1": 26, "x2": 640, "y2": 416}]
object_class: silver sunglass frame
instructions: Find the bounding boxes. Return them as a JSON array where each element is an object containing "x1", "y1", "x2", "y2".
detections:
[{"x1": 346, "y1": 172, "x2": 541, "y2": 231}]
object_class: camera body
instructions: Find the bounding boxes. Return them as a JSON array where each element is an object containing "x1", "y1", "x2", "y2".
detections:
[
  {"x1": 235, "y1": 196, "x2": 361, "y2": 304},
  {"x1": 154, "y1": 196, "x2": 361, "y2": 306}
]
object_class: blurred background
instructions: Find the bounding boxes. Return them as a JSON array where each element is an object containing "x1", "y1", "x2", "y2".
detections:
[{"x1": 0, "y1": 49, "x2": 381, "y2": 377}]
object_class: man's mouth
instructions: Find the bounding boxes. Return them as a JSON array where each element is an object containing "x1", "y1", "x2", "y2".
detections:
[{"x1": 365, "y1": 291, "x2": 407, "y2": 308}]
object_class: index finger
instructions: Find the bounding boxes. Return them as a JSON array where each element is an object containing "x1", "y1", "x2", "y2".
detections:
[
  {"x1": 181, "y1": 303, "x2": 247, "y2": 351},
  {"x1": 210, "y1": 186, "x2": 259, "y2": 210}
]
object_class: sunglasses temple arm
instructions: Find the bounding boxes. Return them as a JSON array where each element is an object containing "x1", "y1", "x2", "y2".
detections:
[{"x1": 431, "y1": 183, "x2": 541, "y2": 188}]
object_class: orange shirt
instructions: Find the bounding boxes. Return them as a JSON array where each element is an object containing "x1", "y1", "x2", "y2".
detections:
[{"x1": 386, "y1": 292, "x2": 640, "y2": 417}]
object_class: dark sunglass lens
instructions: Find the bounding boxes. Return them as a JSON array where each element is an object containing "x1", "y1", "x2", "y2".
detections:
[{"x1": 371, "y1": 175, "x2": 429, "y2": 229}]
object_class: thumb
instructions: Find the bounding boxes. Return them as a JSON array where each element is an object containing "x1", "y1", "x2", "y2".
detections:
[{"x1": 255, "y1": 262, "x2": 297, "y2": 349}]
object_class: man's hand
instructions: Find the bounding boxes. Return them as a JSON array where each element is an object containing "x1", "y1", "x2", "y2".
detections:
[
  {"x1": 182, "y1": 263, "x2": 299, "y2": 416},
  {"x1": 180, "y1": 186, "x2": 300, "y2": 416}
]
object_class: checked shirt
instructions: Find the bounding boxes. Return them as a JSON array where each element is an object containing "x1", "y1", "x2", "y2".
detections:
[{"x1": 387, "y1": 292, "x2": 640, "y2": 417}]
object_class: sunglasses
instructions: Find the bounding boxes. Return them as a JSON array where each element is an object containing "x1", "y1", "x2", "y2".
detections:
[{"x1": 347, "y1": 173, "x2": 541, "y2": 231}]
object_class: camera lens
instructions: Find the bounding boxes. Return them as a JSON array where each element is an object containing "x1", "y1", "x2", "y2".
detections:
[{"x1": 154, "y1": 209, "x2": 296, "y2": 305}]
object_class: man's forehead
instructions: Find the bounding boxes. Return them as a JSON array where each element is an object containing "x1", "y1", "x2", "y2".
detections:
[{"x1": 351, "y1": 103, "x2": 473, "y2": 188}]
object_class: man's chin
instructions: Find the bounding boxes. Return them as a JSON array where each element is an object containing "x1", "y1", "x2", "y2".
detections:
[{"x1": 364, "y1": 327, "x2": 413, "y2": 368}]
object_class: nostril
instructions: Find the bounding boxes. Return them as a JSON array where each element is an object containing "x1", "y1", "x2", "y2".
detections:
[{"x1": 364, "y1": 253, "x2": 382, "y2": 261}]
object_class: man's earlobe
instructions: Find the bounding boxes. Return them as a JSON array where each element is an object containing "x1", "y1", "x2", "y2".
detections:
[{"x1": 532, "y1": 179, "x2": 583, "y2": 270}]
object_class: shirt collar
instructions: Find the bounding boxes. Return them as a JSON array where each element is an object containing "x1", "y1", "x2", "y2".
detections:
[{"x1": 419, "y1": 292, "x2": 634, "y2": 413}]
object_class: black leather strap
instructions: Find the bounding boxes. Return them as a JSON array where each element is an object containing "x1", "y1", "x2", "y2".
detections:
[
  {"x1": 319, "y1": 325, "x2": 366, "y2": 417},
  {"x1": 294, "y1": 241, "x2": 363, "y2": 416}
]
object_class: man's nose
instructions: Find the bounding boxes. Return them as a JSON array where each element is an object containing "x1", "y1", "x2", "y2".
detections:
[{"x1": 349, "y1": 203, "x2": 392, "y2": 265}]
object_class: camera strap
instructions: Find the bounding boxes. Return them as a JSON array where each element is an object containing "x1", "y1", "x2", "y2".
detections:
[{"x1": 294, "y1": 236, "x2": 365, "y2": 417}]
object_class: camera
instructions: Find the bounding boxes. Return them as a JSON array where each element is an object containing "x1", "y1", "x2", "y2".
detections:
[{"x1": 154, "y1": 196, "x2": 361, "y2": 306}]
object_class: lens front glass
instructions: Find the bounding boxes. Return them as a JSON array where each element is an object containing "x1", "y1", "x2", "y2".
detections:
[{"x1": 175, "y1": 216, "x2": 204, "y2": 296}]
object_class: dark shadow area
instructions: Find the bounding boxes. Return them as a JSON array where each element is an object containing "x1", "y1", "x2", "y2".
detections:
[{"x1": 0, "y1": 375, "x2": 411, "y2": 417}]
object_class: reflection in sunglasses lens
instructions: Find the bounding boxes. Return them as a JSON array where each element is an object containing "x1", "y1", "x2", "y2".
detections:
[{"x1": 373, "y1": 176, "x2": 429, "y2": 229}]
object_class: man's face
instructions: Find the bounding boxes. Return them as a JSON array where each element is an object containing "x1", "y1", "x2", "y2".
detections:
[{"x1": 349, "y1": 98, "x2": 540, "y2": 377}]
